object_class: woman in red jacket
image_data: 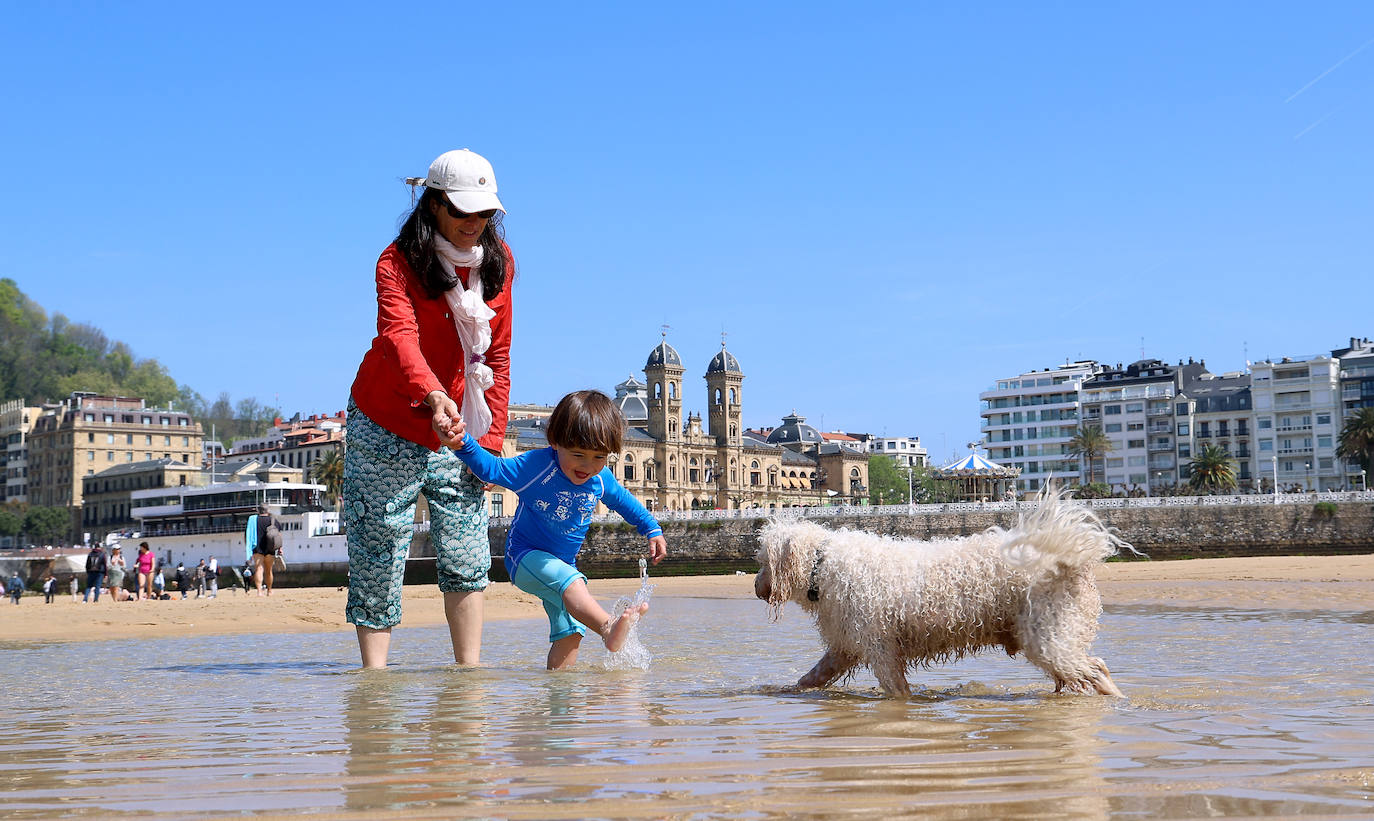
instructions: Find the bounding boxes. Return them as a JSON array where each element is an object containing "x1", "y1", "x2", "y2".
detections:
[{"x1": 344, "y1": 149, "x2": 514, "y2": 669}]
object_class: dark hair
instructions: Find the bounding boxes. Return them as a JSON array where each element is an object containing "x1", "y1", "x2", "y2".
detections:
[
  {"x1": 397, "y1": 187, "x2": 510, "y2": 300},
  {"x1": 546, "y1": 390, "x2": 624, "y2": 454}
]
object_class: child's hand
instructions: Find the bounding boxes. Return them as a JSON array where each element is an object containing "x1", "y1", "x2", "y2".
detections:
[
  {"x1": 426, "y1": 391, "x2": 465, "y2": 448},
  {"x1": 645, "y1": 535, "x2": 667, "y2": 565}
]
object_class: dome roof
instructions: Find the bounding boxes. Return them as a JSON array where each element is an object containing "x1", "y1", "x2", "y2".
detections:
[
  {"x1": 613, "y1": 374, "x2": 648, "y2": 424},
  {"x1": 766, "y1": 411, "x2": 822, "y2": 446},
  {"x1": 706, "y1": 346, "x2": 742, "y2": 375},
  {"x1": 932, "y1": 452, "x2": 1019, "y2": 478},
  {"x1": 645, "y1": 339, "x2": 682, "y2": 369}
]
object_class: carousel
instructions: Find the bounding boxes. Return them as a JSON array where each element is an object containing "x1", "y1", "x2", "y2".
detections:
[{"x1": 932, "y1": 448, "x2": 1021, "y2": 502}]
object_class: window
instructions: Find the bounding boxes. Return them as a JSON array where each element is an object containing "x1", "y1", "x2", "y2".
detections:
[
  {"x1": 1127, "y1": 439, "x2": 1145, "y2": 449},
  {"x1": 106, "y1": 434, "x2": 115, "y2": 444},
  {"x1": 1259, "y1": 439, "x2": 1273, "y2": 452},
  {"x1": 1258, "y1": 417, "x2": 1272, "y2": 429},
  {"x1": 1318, "y1": 435, "x2": 1332, "y2": 448},
  {"x1": 1127, "y1": 422, "x2": 1144, "y2": 431},
  {"x1": 1125, "y1": 403, "x2": 1144, "y2": 414},
  {"x1": 1177, "y1": 423, "x2": 1189, "y2": 436},
  {"x1": 1176, "y1": 403, "x2": 1189, "y2": 415},
  {"x1": 87, "y1": 433, "x2": 94, "y2": 443},
  {"x1": 1105, "y1": 405, "x2": 1122, "y2": 415},
  {"x1": 126, "y1": 434, "x2": 133, "y2": 444},
  {"x1": 1105, "y1": 423, "x2": 1122, "y2": 433},
  {"x1": 490, "y1": 495, "x2": 504, "y2": 518},
  {"x1": 1178, "y1": 444, "x2": 1191, "y2": 458},
  {"x1": 1128, "y1": 456, "x2": 1146, "y2": 466},
  {"x1": 1316, "y1": 413, "x2": 1332, "y2": 426},
  {"x1": 145, "y1": 435, "x2": 152, "y2": 445}
]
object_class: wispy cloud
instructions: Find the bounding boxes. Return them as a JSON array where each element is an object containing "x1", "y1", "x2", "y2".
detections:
[
  {"x1": 1293, "y1": 107, "x2": 1343, "y2": 140},
  {"x1": 1285, "y1": 36, "x2": 1374, "y2": 103}
]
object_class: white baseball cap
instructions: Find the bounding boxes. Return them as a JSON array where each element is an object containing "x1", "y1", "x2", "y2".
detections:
[{"x1": 422, "y1": 149, "x2": 504, "y2": 214}]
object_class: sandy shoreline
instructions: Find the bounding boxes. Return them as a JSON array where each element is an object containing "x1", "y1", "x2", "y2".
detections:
[{"x1": 2, "y1": 554, "x2": 1372, "y2": 645}]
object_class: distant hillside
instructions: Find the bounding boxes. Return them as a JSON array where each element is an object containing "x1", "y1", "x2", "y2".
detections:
[{"x1": 0, "y1": 278, "x2": 278, "y2": 444}]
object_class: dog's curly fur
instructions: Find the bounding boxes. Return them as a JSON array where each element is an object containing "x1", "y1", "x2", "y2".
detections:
[{"x1": 754, "y1": 490, "x2": 1132, "y2": 698}]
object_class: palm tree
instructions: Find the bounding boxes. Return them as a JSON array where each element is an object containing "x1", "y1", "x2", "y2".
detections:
[
  {"x1": 1188, "y1": 444, "x2": 1237, "y2": 494},
  {"x1": 1337, "y1": 407, "x2": 1374, "y2": 483},
  {"x1": 310, "y1": 449, "x2": 344, "y2": 508},
  {"x1": 1067, "y1": 425, "x2": 1113, "y2": 484}
]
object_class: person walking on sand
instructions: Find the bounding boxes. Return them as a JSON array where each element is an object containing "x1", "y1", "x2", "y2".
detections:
[
  {"x1": 206, "y1": 556, "x2": 219, "y2": 598},
  {"x1": 107, "y1": 546, "x2": 127, "y2": 602},
  {"x1": 83, "y1": 544, "x2": 107, "y2": 603},
  {"x1": 448, "y1": 390, "x2": 667, "y2": 670},
  {"x1": 248, "y1": 505, "x2": 283, "y2": 596},
  {"x1": 135, "y1": 542, "x2": 155, "y2": 600},
  {"x1": 43, "y1": 575, "x2": 55, "y2": 604},
  {"x1": 193, "y1": 559, "x2": 207, "y2": 598},
  {"x1": 343, "y1": 148, "x2": 516, "y2": 669},
  {"x1": 174, "y1": 562, "x2": 190, "y2": 600},
  {"x1": 8, "y1": 573, "x2": 24, "y2": 604}
]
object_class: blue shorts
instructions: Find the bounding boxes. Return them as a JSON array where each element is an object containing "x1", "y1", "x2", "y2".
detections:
[{"x1": 511, "y1": 551, "x2": 588, "y2": 643}]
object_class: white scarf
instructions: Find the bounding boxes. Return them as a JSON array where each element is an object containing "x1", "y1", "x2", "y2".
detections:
[{"x1": 433, "y1": 234, "x2": 496, "y2": 440}]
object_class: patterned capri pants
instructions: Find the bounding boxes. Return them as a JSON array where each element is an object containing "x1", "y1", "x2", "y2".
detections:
[{"x1": 343, "y1": 399, "x2": 490, "y2": 629}]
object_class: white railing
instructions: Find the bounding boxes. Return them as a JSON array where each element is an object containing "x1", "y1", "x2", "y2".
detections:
[{"x1": 483, "y1": 490, "x2": 1374, "y2": 528}]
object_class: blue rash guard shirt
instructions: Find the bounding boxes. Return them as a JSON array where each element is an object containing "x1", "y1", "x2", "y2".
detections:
[{"x1": 453, "y1": 435, "x2": 663, "y2": 578}]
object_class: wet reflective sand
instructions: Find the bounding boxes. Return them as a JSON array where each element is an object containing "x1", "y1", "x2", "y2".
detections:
[{"x1": 2, "y1": 594, "x2": 1373, "y2": 818}]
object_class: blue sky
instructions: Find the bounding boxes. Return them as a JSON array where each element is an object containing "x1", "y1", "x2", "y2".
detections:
[{"x1": 3, "y1": 3, "x2": 1372, "y2": 463}]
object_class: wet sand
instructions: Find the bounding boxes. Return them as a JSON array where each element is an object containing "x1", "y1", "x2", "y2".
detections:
[{"x1": 2, "y1": 554, "x2": 1372, "y2": 645}]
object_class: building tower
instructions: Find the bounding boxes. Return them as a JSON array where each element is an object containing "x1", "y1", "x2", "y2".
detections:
[
  {"x1": 704, "y1": 338, "x2": 744, "y2": 448},
  {"x1": 644, "y1": 332, "x2": 684, "y2": 443}
]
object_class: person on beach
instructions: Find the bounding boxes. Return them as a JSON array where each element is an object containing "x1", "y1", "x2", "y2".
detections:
[
  {"x1": 249, "y1": 505, "x2": 284, "y2": 596},
  {"x1": 174, "y1": 562, "x2": 190, "y2": 600},
  {"x1": 447, "y1": 390, "x2": 667, "y2": 670},
  {"x1": 135, "y1": 542, "x2": 155, "y2": 600},
  {"x1": 206, "y1": 556, "x2": 219, "y2": 598},
  {"x1": 83, "y1": 544, "x2": 107, "y2": 603},
  {"x1": 107, "y1": 546, "x2": 127, "y2": 602},
  {"x1": 154, "y1": 562, "x2": 166, "y2": 599},
  {"x1": 8, "y1": 573, "x2": 23, "y2": 604},
  {"x1": 343, "y1": 148, "x2": 515, "y2": 670},
  {"x1": 43, "y1": 575, "x2": 55, "y2": 604}
]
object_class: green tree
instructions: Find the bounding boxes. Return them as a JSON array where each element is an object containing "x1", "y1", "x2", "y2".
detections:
[
  {"x1": 907, "y1": 462, "x2": 960, "y2": 504},
  {"x1": 23, "y1": 506, "x2": 71, "y2": 544},
  {"x1": 1188, "y1": 445, "x2": 1238, "y2": 494},
  {"x1": 310, "y1": 450, "x2": 345, "y2": 508},
  {"x1": 1067, "y1": 425, "x2": 1113, "y2": 484},
  {"x1": 1337, "y1": 407, "x2": 1374, "y2": 481},
  {"x1": 0, "y1": 507, "x2": 22, "y2": 542},
  {"x1": 867, "y1": 455, "x2": 908, "y2": 505}
]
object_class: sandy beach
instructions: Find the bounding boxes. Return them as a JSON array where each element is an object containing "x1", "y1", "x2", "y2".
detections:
[{"x1": 2, "y1": 554, "x2": 1372, "y2": 645}]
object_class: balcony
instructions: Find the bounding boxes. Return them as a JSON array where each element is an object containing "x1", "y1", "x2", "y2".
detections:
[
  {"x1": 1146, "y1": 406, "x2": 1172, "y2": 417},
  {"x1": 1277, "y1": 447, "x2": 1314, "y2": 456},
  {"x1": 1148, "y1": 443, "x2": 1173, "y2": 452},
  {"x1": 1149, "y1": 457, "x2": 1175, "y2": 470},
  {"x1": 1196, "y1": 431, "x2": 1212, "y2": 438},
  {"x1": 1147, "y1": 423, "x2": 1171, "y2": 434},
  {"x1": 1276, "y1": 424, "x2": 1312, "y2": 433}
]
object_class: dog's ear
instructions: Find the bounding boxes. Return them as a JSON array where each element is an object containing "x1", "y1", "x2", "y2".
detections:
[{"x1": 758, "y1": 520, "x2": 823, "y2": 617}]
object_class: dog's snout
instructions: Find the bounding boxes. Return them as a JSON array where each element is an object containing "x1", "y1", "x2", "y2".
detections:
[{"x1": 754, "y1": 570, "x2": 771, "y2": 601}]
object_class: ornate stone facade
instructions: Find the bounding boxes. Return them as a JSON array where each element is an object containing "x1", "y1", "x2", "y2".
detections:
[{"x1": 490, "y1": 337, "x2": 870, "y2": 514}]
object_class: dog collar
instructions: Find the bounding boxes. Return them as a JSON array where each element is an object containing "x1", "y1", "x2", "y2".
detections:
[{"x1": 806, "y1": 553, "x2": 825, "y2": 602}]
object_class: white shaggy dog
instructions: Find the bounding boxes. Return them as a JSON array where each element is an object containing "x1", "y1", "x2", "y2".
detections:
[{"x1": 754, "y1": 491, "x2": 1131, "y2": 698}]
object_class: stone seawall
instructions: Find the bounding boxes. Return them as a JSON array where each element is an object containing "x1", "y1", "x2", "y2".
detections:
[{"x1": 484, "y1": 500, "x2": 1374, "y2": 580}]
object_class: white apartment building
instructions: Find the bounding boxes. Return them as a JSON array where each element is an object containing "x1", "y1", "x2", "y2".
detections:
[
  {"x1": 980, "y1": 361, "x2": 1097, "y2": 494},
  {"x1": 861, "y1": 435, "x2": 928, "y2": 468},
  {"x1": 1250, "y1": 355, "x2": 1343, "y2": 492},
  {"x1": 1078, "y1": 359, "x2": 1206, "y2": 494}
]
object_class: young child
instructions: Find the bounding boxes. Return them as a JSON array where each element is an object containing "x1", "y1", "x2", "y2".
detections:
[{"x1": 446, "y1": 389, "x2": 667, "y2": 670}]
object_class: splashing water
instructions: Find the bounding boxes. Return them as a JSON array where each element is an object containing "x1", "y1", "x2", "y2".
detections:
[{"x1": 603, "y1": 559, "x2": 656, "y2": 671}]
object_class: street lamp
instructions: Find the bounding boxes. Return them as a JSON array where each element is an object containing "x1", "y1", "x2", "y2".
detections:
[
  {"x1": 1270, "y1": 455, "x2": 1278, "y2": 504},
  {"x1": 1305, "y1": 461, "x2": 1312, "y2": 493},
  {"x1": 904, "y1": 463, "x2": 914, "y2": 513}
]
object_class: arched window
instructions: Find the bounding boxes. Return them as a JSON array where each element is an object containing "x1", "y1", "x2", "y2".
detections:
[
  {"x1": 689, "y1": 457, "x2": 699, "y2": 484},
  {"x1": 654, "y1": 382, "x2": 662, "y2": 400},
  {"x1": 670, "y1": 382, "x2": 678, "y2": 400},
  {"x1": 729, "y1": 387, "x2": 737, "y2": 404},
  {"x1": 714, "y1": 389, "x2": 722, "y2": 405}
]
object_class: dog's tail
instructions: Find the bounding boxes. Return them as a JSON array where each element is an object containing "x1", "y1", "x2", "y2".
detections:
[{"x1": 1000, "y1": 486, "x2": 1140, "y2": 578}]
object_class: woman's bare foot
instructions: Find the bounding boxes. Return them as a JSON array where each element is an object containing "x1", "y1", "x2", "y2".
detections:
[{"x1": 601, "y1": 602, "x2": 649, "y2": 652}]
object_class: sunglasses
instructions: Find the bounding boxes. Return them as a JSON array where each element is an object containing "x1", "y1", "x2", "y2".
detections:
[{"x1": 438, "y1": 198, "x2": 497, "y2": 221}]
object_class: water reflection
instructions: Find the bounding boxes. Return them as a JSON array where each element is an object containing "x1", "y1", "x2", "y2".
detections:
[{"x1": 1, "y1": 598, "x2": 1372, "y2": 818}]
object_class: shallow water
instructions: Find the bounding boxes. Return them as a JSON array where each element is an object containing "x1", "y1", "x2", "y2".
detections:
[{"x1": 2, "y1": 594, "x2": 1373, "y2": 819}]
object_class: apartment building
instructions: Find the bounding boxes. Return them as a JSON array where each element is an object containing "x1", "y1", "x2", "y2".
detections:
[
  {"x1": 1249, "y1": 355, "x2": 1342, "y2": 492},
  {"x1": 980, "y1": 361, "x2": 1098, "y2": 494},
  {"x1": 1333, "y1": 338, "x2": 1374, "y2": 490},
  {"x1": 228, "y1": 412, "x2": 345, "y2": 476},
  {"x1": 80, "y1": 458, "x2": 204, "y2": 543},
  {"x1": 1175, "y1": 372, "x2": 1253, "y2": 489},
  {"x1": 27, "y1": 392, "x2": 203, "y2": 536},
  {"x1": 1079, "y1": 359, "x2": 1206, "y2": 494},
  {"x1": 1, "y1": 399, "x2": 41, "y2": 504},
  {"x1": 859, "y1": 434, "x2": 929, "y2": 467}
]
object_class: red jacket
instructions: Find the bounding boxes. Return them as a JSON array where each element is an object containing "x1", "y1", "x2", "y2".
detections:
[{"x1": 350, "y1": 242, "x2": 513, "y2": 452}]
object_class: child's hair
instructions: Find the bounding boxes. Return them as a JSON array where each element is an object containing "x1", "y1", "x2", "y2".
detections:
[{"x1": 546, "y1": 390, "x2": 624, "y2": 454}]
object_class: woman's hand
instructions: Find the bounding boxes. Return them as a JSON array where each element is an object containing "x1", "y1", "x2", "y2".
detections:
[
  {"x1": 645, "y1": 535, "x2": 667, "y2": 565},
  {"x1": 426, "y1": 391, "x2": 465, "y2": 448}
]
